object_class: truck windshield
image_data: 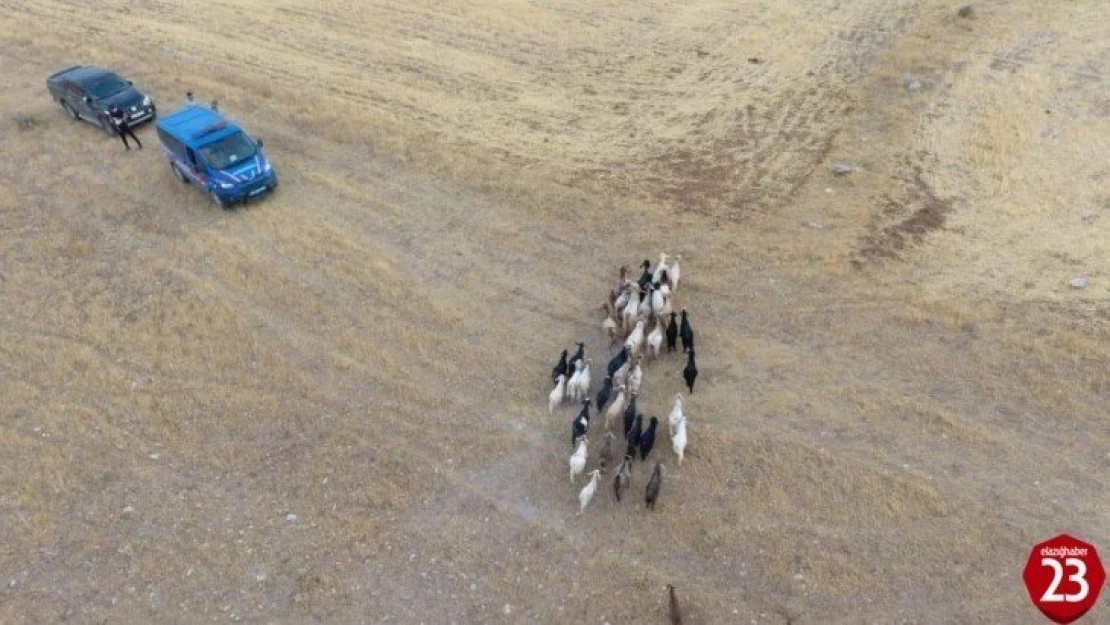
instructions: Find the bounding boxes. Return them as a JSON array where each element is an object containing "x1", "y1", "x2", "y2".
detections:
[
  {"x1": 87, "y1": 74, "x2": 130, "y2": 100},
  {"x1": 198, "y1": 131, "x2": 257, "y2": 170}
]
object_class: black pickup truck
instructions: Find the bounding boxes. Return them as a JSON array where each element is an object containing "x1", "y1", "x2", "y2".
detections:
[{"x1": 46, "y1": 65, "x2": 156, "y2": 134}]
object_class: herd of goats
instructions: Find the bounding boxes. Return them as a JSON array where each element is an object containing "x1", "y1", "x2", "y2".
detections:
[{"x1": 547, "y1": 253, "x2": 698, "y2": 516}]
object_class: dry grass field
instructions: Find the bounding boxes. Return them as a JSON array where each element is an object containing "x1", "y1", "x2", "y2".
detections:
[{"x1": 1, "y1": 0, "x2": 1107, "y2": 623}]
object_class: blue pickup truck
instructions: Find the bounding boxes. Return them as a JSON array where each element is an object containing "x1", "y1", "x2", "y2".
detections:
[{"x1": 154, "y1": 104, "x2": 277, "y2": 209}]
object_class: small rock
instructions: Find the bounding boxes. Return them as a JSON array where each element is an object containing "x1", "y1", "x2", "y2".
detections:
[
  {"x1": 957, "y1": 5, "x2": 974, "y2": 19},
  {"x1": 122, "y1": 505, "x2": 135, "y2": 514},
  {"x1": 831, "y1": 163, "x2": 853, "y2": 176},
  {"x1": 286, "y1": 513, "x2": 298, "y2": 523},
  {"x1": 1069, "y1": 276, "x2": 1089, "y2": 289},
  {"x1": 807, "y1": 221, "x2": 824, "y2": 230},
  {"x1": 901, "y1": 73, "x2": 923, "y2": 91},
  {"x1": 503, "y1": 604, "x2": 512, "y2": 615},
  {"x1": 149, "y1": 453, "x2": 160, "y2": 460},
  {"x1": 794, "y1": 573, "x2": 805, "y2": 581},
  {"x1": 747, "y1": 57, "x2": 762, "y2": 64}
]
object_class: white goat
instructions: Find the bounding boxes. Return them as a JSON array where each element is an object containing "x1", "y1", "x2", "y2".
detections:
[
  {"x1": 549, "y1": 374, "x2": 567, "y2": 414},
  {"x1": 627, "y1": 356, "x2": 644, "y2": 395},
  {"x1": 613, "y1": 359, "x2": 632, "y2": 388},
  {"x1": 621, "y1": 287, "x2": 641, "y2": 332},
  {"x1": 672, "y1": 417, "x2": 687, "y2": 465},
  {"x1": 569, "y1": 437, "x2": 588, "y2": 483},
  {"x1": 651, "y1": 285, "x2": 667, "y2": 318},
  {"x1": 603, "y1": 384, "x2": 628, "y2": 432},
  {"x1": 570, "y1": 359, "x2": 591, "y2": 402},
  {"x1": 578, "y1": 469, "x2": 601, "y2": 514},
  {"x1": 659, "y1": 293, "x2": 673, "y2": 320},
  {"x1": 646, "y1": 320, "x2": 664, "y2": 361},
  {"x1": 624, "y1": 318, "x2": 646, "y2": 357},
  {"x1": 614, "y1": 283, "x2": 633, "y2": 315},
  {"x1": 567, "y1": 361, "x2": 584, "y2": 402},
  {"x1": 652, "y1": 252, "x2": 669, "y2": 284},
  {"x1": 667, "y1": 392, "x2": 685, "y2": 438}
]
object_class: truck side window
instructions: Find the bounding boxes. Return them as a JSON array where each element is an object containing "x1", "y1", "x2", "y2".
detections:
[{"x1": 186, "y1": 148, "x2": 198, "y2": 166}]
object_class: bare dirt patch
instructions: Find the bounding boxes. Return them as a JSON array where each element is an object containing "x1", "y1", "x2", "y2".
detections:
[{"x1": 853, "y1": 161, "x2": 954, "y2": 263}]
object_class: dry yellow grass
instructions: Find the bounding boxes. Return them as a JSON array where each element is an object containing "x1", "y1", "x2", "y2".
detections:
[{"x1": 1, "y1": 0, "x2": 1107, "y2": 623}]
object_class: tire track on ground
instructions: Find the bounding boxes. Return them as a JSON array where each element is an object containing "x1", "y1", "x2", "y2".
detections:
[{"x1": 629, "y1": 0, "x2": 925, "y2": 218}]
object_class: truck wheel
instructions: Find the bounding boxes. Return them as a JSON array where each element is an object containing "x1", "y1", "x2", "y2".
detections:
[
  {"x1": 172, "y1": 164, "x2": 189, "y2": 184},
  {"x1": 62, "y1": 102, "x2": 80, "y2": 120}
]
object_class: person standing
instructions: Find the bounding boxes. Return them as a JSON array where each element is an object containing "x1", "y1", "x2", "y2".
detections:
[{"x1": 108, "y1": 105, "x2": 142, "y2": 150}]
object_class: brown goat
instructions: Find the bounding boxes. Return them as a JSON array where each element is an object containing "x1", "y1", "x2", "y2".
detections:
[
  {"x1": 645, "y1": 462, "x2": 663, "y2": 510},
  {"x1": 613, "y1": 455, "x2": 632, "y2": 502},
  {"x1": 667, "y1": 584, "x2": 683, "y2": 625}
]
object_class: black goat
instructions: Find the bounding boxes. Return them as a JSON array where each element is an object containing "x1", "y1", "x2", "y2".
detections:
[
  {"x1": 637, "y1": 259, "x2": 653, "y2": 290},
  {"x1": 607, "y1": 346, "x2": 628, "y2": 378},
  {"x1": 551, "y1": 348, "x2": 568, "y2": 386},
  {"x1": 626, "y1": 414, "x2": 643, "y2": 459},
  {"x1": 683, "y1": 349, "x2": 698, "y2": 394},
  {"x1": 595, "y1": 375, "x2": 613, "y2": 412},
  {"x1": 623, "y1": 392, "x2": 638, "y2": 439},
  {"x1": 665, "y1": 312, "x2": 678, "y2": 353},
  {"x1": 679, "y1": 308, "x2": 694, "y2": 353},
  {"x1": 639, "y1": 416, "x2": 658, "y2": 461}
]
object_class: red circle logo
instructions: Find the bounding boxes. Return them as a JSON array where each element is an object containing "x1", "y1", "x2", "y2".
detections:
[{"x1": 1023, "y1": 534, "x2": 1105, "y2": 623}]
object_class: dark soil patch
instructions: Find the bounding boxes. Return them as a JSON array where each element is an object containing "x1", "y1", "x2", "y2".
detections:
[
  {"x1": 12, "y1": 113, "x2": 38, "y2": 131},
  {"x1": 853, "y1": 162, "x2": 953, "y2": 263}
]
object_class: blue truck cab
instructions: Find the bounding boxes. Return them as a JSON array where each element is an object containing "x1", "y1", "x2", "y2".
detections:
[{"x1": 154, "y1": 104, "x2": 277, "y2": 208}]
